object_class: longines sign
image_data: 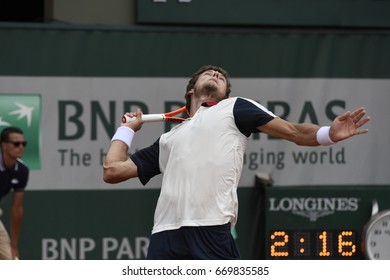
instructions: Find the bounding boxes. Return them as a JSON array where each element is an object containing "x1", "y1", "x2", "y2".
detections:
[{"x1": 269, "y1": 197, "x2": 359, "y2": 222}]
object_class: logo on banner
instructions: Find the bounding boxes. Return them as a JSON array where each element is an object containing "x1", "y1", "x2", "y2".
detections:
[
  {"x1": 268, "y1": 197, "x2": 359, "y2": 222},
  {"x1": 0, "y1": 94, "x2": 41, "y2": 169}
]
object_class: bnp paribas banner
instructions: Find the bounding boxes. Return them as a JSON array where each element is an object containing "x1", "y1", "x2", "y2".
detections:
[
  {"x1": 0, "y1": 77, "x2": 388, "y2": 189},
  {"x1": 0, "y1": 94, "x2": 41, "y2": 169}
]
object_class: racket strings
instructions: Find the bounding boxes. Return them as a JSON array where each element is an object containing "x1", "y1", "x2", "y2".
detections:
[{"x1": 164, "y1": 117, "x2": 186, "y2": 123}]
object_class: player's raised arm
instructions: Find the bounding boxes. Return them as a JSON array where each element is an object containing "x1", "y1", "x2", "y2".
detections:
[{"x1": 103, "y1": 109, "x2": 143, "y2": 184}]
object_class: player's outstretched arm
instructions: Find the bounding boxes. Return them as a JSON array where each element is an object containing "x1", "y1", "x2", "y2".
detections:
[{"x1": 258, "y1": 107, "x2": 370, "y2": 146}]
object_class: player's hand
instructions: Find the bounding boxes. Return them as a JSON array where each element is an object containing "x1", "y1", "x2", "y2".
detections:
[
  {"x1": 122, "y1": 108, "x2": 143, "y2": 132},
  {"x1": 329, "y1": 107, "x2": 370, "y2": 142}
]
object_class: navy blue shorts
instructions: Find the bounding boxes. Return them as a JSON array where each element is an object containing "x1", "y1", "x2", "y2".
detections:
[{"x1": 146, "y1": 223, "x2": 240, "y2": 260}]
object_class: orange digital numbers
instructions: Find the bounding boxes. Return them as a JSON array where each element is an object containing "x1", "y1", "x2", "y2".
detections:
[
  {"x1": 338, "y1": 231, "x2": 356, "y2": 257},
  {"x1": 317, "y1": 231, "x2": 331, "y2": 257},
  {"x1": 270, "y1": 231, "x2": 289, "y2": 257},
  {"x1": 269, "y1": 230, "x2": 358, "y2": 259}
]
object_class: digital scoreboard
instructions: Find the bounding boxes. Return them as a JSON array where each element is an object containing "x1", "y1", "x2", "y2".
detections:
[
  {"x1": 269, "y1": 230, "x2": 357, "y2": 258},
  {"x1": 258, "y1": 181, "x2": 390, "y2": 259}
]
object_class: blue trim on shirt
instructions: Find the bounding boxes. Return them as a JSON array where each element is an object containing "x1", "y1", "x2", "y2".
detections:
[
  {"x1": 130, "y1": 138, "x2": 161, "y2": 185},
  {"x1": 233, "y1": 98, "x2": 275, "y2": 137}
]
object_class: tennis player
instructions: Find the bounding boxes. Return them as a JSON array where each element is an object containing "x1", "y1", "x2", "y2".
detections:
[{"x1": 103, "y1": 65, "x2": 370, "y2": 259}]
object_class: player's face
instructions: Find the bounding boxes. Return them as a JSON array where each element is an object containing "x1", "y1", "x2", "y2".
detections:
[
  {"x1": 3, "y1": 132, "x2": 26, "y2": 159},
  {"x1": 194, "y1": 70, "x2": 228, "y2": 100}
]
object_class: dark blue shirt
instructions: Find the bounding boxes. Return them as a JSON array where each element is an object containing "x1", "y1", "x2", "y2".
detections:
[{"x1": 0, "y1": 154, "x2": 29, "y2": 201}]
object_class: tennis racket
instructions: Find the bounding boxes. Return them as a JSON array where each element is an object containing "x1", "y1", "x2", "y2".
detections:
[{"x1": 122, "y1": 106, "x2": 187, "y2": 124}]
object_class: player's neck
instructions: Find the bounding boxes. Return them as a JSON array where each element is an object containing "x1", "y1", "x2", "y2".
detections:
[
  {"x1": 190, "y1": 93, "x2": 221, "y2": 116},
  {"x1": 190, "y1": 98, "x2": 212, "y2": 116}
]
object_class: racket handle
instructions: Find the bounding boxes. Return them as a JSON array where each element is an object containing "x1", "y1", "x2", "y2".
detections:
[{"x1": 122, "y1": 114, "x2": 165, "y2": 123}]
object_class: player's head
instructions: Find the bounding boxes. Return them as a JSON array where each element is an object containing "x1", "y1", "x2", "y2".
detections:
[
  {"x1": 1, "y1": 127, "x2": 26, "y2": 157},
  {"x1": 185, "y1": 65, "x2": 232, "y2": 113}
]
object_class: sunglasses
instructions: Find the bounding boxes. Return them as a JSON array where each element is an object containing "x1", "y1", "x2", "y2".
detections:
[{"x1": 7, "y1": 141, "x2": 28, "y2": 148}]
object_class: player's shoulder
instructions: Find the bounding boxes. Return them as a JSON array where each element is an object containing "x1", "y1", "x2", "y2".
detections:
[
  {"x1": 228, "y1": 96, "x2": 277, "y2": 118},
  {"x1": 224, "y1": 96, "x2": 262, "y2": 108},
  {"x1": 218, "y1": 96, "x2": 250, "y2": 105},
  {"x1": 16, "y1": 158, "x2": 30, "y2": 173},
  {"x1": 223, "y1": 96, "x2": 257, "y2": 103},
  {"x1": 217, "y1": 96, "x2": 262, "y2": 112}
]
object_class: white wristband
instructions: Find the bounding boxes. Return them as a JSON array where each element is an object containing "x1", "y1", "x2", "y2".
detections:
[
  {"x1": 111, "y1": 126, "x2": 135, "y2": 150},
  {"x1": 316, "y1": 126, "x2": 335, "y2": 146}
]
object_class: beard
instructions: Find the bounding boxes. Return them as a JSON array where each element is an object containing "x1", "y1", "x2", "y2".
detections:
[
  {"x1": 193, "y1": 80, "x2": 225, "y2": 101},
  {"x1": 203, "y1": 81, "x2": 218, "y2": 93}
]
